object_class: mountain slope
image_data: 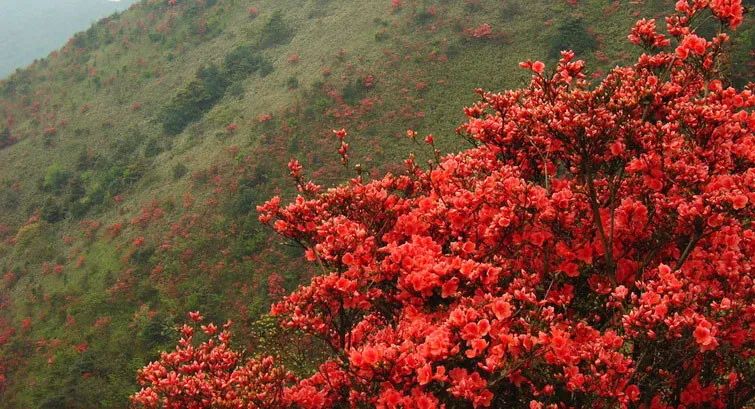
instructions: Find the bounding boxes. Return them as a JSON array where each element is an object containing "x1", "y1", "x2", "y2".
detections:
[{"x1": 0, "y1": 0, "x2": 752, "y2": 407}]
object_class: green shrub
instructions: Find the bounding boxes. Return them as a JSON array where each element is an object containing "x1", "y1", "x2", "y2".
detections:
[
  {"x1": 197, "y1": 64, "x2": 229, "y2": 101},
  {"x1": 465, "y1": 0, "x2": 482, "y2": 12},
  {"x1": 39, "y1": 396, "x2": 68, "y2": 409},
  {"x1": 258, "y1": 11, "x2": 293, "y2": 48},
  {"x1": 161, "y1": 64, "x2": 229, "y2": 135},
  {"x1": 42, "y1": 164, "x2": 71, "y2": 194},
  {"x1": 375, "y1": 29, "x2": 389, "y2": 42},
  {"x1": 139, "y1": 315, "x2": 173, "y2": 350},
  {"x1": 727, "y1": 21, "x2": 754, "y2": 87},
  {"x1": 228, "y1": 219, "x2": 267, "y2": 259},
  {"x1": 342, "y1": 78, "x2": 370, "y2": 106},
  {"x1": 223, "y1": 44, "x2": 267, "y2": 80},
  {"x1": 172, "y1": 163, "x2": 188, "y2": 180},
  {"x1": 76, "y1": 150, "x2": 99, "y2": 171},
  {"x1": 303, "y1": 93, "x2": 330, "y2": 120},
  {"x1": 0, "y1": 127, "x2": 10, "y2": 145},
  {"x1": 414, "y1": 10, "x2": 435, "y2": 25},
  {"x1": 112, "y1": 129, "x2": 145, "y2": 159},
  {"x1": 259, "y1": 59, "x2": 274, "y2": 77},
  {"x1": 147, "y1": 32, "x2": 164, "y2": 44},
  {"x1": 0, "y1": 70, "x2": 32, "y2": 97},
  {"x1": 286, "y1": 76, "x2": 300, "y2": 89},
  {"x1": 0, "y1": 190, "x2": 18, "y2": 211},
  {"x1": 499, "y1": 2, "x2": 521, "y2": 22},
  {"x1": 144, "y1": 138, "x2": 163, "y2": 157},
  {"x1": 227, "y1": 82, "x2": 245, "y2": 98},
  {"x1": 41, "y1": 198, "x2": 65, "y2": 223},
  {"x1": 130, "y1": 246, "x2": 155, "y2": 266},
  {"x1": 162, "y1": 45, "x2": 273, "y2": 135},
  {"x1": 549, "y1": 18, "x2": 597, "y2": 59}
]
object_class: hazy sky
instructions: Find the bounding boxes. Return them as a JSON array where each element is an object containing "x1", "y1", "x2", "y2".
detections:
[{"x1": 0, "y1": 0, "x2": 137, "y2": 78}]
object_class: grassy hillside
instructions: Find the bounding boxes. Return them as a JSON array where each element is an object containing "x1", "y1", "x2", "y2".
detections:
[{"x1": 0, "y1": 0, "x2": 751, "y2": 407}]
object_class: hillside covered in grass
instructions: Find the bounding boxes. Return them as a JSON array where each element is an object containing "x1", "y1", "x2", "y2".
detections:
[{"x1": 0, "y1": 0, "x2": 752, "y2": 407}]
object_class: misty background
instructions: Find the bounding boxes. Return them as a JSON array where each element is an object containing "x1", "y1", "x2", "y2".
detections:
[{"x1": 0, "y1": 0, "x2": 137, "y2": 78}]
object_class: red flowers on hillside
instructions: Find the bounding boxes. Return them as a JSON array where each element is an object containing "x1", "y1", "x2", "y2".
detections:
[
  {"x1": 132, "y1": 236, "x2": 145, "y2": 248},
  {"x1": 133, "y1": 2, "x2": 754, "y2": 408},
  {"x1": 466, "y1": 23, "x2": 493, "y2": 39},
  {"x1": 287, "y1": 53, "x2": 300, "y2": 64},
  {"x1": 132, "y1": 316, "x2": 295, "y2": 409}
]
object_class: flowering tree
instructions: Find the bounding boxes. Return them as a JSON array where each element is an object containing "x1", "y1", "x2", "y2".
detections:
[{"x1": 133, "y1": 1, "x2": 754, "y2": 408}]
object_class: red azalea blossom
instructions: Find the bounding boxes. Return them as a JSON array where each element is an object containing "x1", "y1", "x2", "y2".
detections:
[
  {"x1": 628, "y1": 19, "x2": 670, "y2": 49},
  {"x1": 676, "y1": 34, "x2": 707, "y2": 59},
  {"x1": 532, "y1": 60, "x2": 545, "y2": 74}
]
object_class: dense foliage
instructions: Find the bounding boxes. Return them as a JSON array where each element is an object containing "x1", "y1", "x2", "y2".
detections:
[
  {"x1": 548, "y1": 18, "x2": 597, "y2": 59},
  {"x1": 132, "y1": 1, "x2": 754, "y2": 408},
  {"x1": 160, "y1": 10, "x2": 285, "y2": 135}
]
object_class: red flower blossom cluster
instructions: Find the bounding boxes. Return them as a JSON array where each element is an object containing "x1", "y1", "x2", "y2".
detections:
[
  {"x1": 628, "y1": 19, "x2": 670, "y2": 49},
  {"x1": 333, "y1": 128, "x2": 350, "y2": 166},
  {"x1": 132, "y1": 314, "x2": 295, "y2": 409},
  {"x1": 132, "y1": 236, "x2": 145, "y2": 248},
  {"x1": 362, "y1": 75, "x2": 376, "y2": 89},
  {"x1": 133, "y1": 2, "x2": 754, "y2": 408},
  {"x1": 676, "y1": 0, "x2": 744, "y2": 29},
  {"x1": 519, "y1": 60, "x2": 546, "y2": 74},
  {"x1": 106, "y1": 222, "x2": 123, "y2": 239},
  {"x1": 131, "y1": 200, "x2": 165, "y2": 228},
  {"x1": 257, "y1": 113, "x2": 273, "y2": 123},
  {"x1": 675, "y1": 34, "x2": 707, "y2": 59},
  {"x1": 467, "y1": 23, "x2": 493, "y2": 39}
]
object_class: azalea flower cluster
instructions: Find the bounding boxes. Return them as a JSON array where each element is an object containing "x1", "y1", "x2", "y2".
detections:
[
  {"x1": 131, "y1": 312, "x2": 295, "y2": 409},
  {"x1": 132, "y1": 2, "x2": 753, "y2": 408}
]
